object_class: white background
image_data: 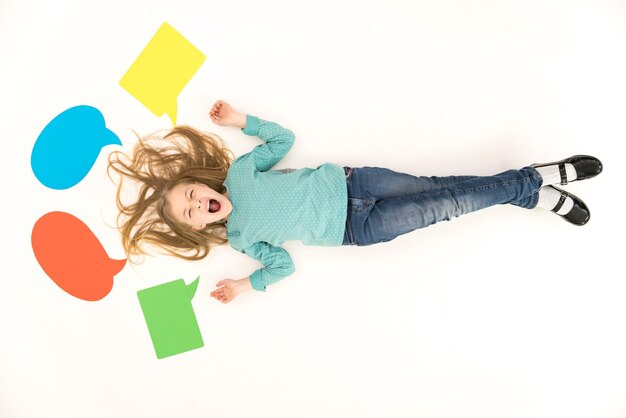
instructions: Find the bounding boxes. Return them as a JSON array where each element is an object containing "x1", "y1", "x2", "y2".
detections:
[{"x1": 1, "y1": 1, "x2": 626, "y2": 417}]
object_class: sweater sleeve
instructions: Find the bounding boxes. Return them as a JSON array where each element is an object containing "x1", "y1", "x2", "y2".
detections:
[
  {"x1": 241, "y1": 115, "x2": 295, "y2": 172},
  {"x1": 242, "y1": 241, "x2": 296, "y2": 292}
]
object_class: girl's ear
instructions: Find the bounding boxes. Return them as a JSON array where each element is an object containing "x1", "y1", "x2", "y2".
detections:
[{"x1": 191, "y1": 224, "x2": 206, "y2": 231}]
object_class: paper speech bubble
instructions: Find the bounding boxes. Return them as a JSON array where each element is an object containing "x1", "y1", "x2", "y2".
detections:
[
  {"x1": 31, "y1": 105, "x2": 121, "y2": 190},
  {"x1": 120, "y1": 22, "x2": 206, "y2": 125},
  {"x1": 137, "y1": 278, "x2": 204, "y2": 359},
  {"x1": 31, "y1": 211, "x2": 126, "y2": 301}
]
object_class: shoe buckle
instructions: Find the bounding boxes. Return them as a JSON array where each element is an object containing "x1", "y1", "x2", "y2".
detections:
[{"x1": 559, "y1": 164, "x2": 568, "y2": 186}]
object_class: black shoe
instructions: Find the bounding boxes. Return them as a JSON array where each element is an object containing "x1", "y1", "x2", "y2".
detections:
[
  {"x1": 547, "y1": 185, "x2": 590, "y2": 226},
  {"x1": 531, "y1": 155, "x2": 603, "y2": 186}
]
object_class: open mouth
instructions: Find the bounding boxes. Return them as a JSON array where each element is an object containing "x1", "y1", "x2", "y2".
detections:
[{"x1": 208, "y1": 199, "x2": 221, "y2": 213}]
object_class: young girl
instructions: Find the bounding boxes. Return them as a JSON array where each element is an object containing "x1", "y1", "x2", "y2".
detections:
[{"x1": 108, "y1": 100, "x2": 603, "y2": 305}]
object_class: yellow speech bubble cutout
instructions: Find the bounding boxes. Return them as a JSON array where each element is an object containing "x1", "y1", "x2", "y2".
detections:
[{"x1": 120, "y1": 23, "x2": 206, "y2": 125}]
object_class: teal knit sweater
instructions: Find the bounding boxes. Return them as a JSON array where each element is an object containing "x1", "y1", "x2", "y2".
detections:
[{"x1": 223, "y1": 115, "x2": 348, "y2": 291}]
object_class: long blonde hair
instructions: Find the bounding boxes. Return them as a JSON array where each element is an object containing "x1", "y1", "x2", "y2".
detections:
[{"x1": 107, "y1": 126, "x2": 235, "y2": 263}]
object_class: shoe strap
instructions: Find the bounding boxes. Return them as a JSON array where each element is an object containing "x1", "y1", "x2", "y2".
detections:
[
  {"x1": 552, "y1": 190, "x2": 567, "y2": 213},
  {"x1": 559, "y1": 164, "x2": 568, "y2": 185}
]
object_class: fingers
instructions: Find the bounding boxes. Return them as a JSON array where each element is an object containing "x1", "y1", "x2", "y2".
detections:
[
  {"x1": 209, "y1": 110, "x2": 221, "y2": 121},
  {"x1": 210, "y1": 287, "x2": 230, "y2": 304},
  {"x1": 211, "y1": 278, "x2": 234, "y2": 304},
  {"x1": 210, "y1": 290, "x2": 226, "y2": 303},
  {"x1": 209, "y1": 101, "x2": 223, "y2": 122},
  {"x1": 211, "y1": 293, "x2": 230, "y2": 303},
  {"x1": 210, "y1": 100, "x2": 224, "y2": 115}
]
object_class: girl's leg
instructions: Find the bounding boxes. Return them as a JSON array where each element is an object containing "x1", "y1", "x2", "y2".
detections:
[
  {"x1": 346, "y1": 166, "x2": 480, "y2": 199},
  {"x1": 345, "y1": 166, "x2": 543, "y2": 246},
  {"x1": 509, "y1": 193, "x2": 539, "y2": 209},
  {"x1": 344, "y1": 166, "x2": 532, "y2": 207}
]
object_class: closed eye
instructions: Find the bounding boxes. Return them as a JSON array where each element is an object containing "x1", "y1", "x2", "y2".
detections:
[{"x1": 187, "y1": 188, "x2": 194, "y2": 220}]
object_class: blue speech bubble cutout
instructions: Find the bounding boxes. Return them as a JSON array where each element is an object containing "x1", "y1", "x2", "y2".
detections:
[{"x1": 31, "y1": 105, "x2": 121, "y2": 189}]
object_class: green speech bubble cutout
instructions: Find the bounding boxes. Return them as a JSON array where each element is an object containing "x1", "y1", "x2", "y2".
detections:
[{"x1": 137, "y1": 277, "x2": 204, "y2": 359}]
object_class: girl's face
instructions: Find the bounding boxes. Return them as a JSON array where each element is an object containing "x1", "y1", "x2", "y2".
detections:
[{"x1": 165, "y1": 182, "x2": 232, "y2": 229}]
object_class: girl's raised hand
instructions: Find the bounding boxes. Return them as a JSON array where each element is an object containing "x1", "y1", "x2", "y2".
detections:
[{"x1": 209, "y1": 100, "x2": 246, "y2": 128}]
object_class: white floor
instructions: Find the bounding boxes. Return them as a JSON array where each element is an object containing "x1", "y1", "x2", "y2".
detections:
[{"x1": 2, "y1": 1, "x2": 625, "y2": 417}]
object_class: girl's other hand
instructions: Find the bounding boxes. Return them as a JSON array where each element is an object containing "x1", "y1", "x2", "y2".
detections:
[
  {"x1": 210, "y1": 279, "x2": 239, "y2": 303},
  {"x1": 210, "y1": 277, "x2": 253, "y2": 304},
  {"x1": 209, "y1": 100, "x2": 246, "y2": 128}
]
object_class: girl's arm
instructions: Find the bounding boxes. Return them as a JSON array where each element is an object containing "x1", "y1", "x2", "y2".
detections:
[
  {"x1": 210, "y1": 240, "x2": 296, "y2": 304},
  {"x1": 209, "y1": 99, "x2": 295, "y2": 172}
]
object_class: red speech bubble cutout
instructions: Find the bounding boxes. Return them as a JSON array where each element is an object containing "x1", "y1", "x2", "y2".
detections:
[{"x1": 32, "y1": 211, "x2": 126, "y2": 301}]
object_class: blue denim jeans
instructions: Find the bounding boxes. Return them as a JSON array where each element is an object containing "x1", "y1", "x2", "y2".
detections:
[{"x1": 341, "y1": 166, "x2": 544, "y2": 246}]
